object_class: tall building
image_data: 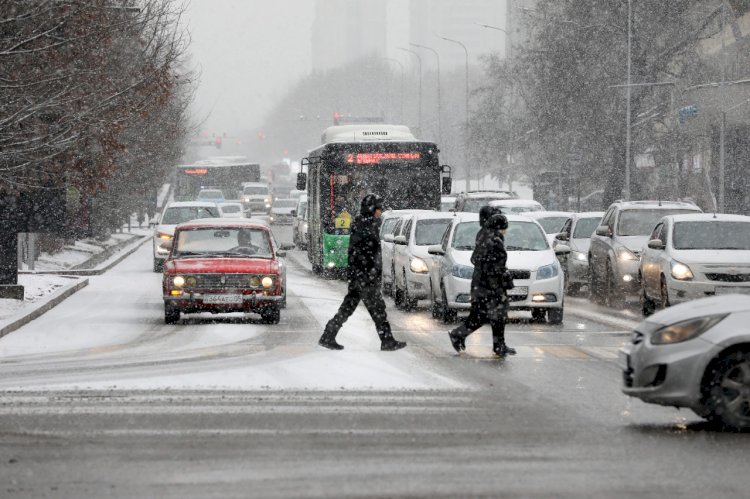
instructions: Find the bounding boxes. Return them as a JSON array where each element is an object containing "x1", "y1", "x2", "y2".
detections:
[{"x1": 310, "y1": 1, "x2": 387, "y2": 72}]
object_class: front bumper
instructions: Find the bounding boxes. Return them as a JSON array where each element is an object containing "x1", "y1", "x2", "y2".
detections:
[
  {"x1": 405, "y1": 272, "x2": 431, "y2": 299},
  {"x1": 443, "y1": 274, "x2": 564, "y2": 310},
  {"x1": 164, "y1": 292, "x2": 283, "y2": 312},
  {"x1": 567, "y1": 256, "x2": 590, "y2": 284},
  {"x1": 667, "y1": 278, "x2": 750, "y2": 304},
  {"x1": 619, "y1": 338, "x2": 718, "y2": 411}
]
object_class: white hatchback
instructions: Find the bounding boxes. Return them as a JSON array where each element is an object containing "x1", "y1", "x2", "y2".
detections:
[
  {"x1": 152, "y1": 201, "x2": 220, "y2": 272},
  {"x1": 639, "y1": 213, "x2": 750, "y2": 315},
  {"x1": 428, "y1": 213, "x2": 570, "y2": 324}
]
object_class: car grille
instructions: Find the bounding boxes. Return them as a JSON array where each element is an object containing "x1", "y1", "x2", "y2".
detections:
[
  {"x1": 189, "y1": 274, "x2": 257, "y2": 289},
  {"x1": 508, "y1": 269, "x2": 531, "y2": 280},
  {"x1": 705, "y1": 273, "x2": 750, "y2": 283},
  {"x1": 508, "y1": 294, "x2": 527, "y2": 302}
]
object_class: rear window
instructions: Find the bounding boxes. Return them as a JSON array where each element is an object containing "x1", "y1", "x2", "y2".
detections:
[
  {"x1": 618, "y1": 209, "x2": 698, "y2": 237},
  {"x1": 415, "y1": 219, "x2": 451, "y2": 246},
  {"x1": 162, "y1": 206, "x2": 219, "y2": 225},
  {"x1": 673, "y1": 221, "x2": 750, "y2": 250}
]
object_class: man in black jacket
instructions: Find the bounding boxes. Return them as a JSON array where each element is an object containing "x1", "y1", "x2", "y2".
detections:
[
  {"x1": 319, "y1": 194, "x2": 407, "y2": 351},
  {"x1": 448, "y1": 212, "x2": 516, "y2": 356}
]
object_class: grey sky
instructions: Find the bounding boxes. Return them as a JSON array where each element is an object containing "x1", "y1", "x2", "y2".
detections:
[{"x1": 184, "y1": 1, "x2": 315, "y2": 136}]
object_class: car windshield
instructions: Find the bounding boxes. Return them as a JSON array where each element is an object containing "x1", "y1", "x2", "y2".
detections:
[
  {"x1": 505, "y1": 222, "x2": 549, "y2": 251},
  {"x1": 573, "y1": 217, "x2": 602, "y2": 238},
  {"x1": 463, "y1": 198, "x2": 503, "y2": 213},
  {"x1": 672, "y1": 222, "x2": 750, "y2": 250},
  {"x1": 220, "y1": 204, "x2": 242, "y2": 214},
  {"x1": 198, "y1": 190, "x2": 223, "y2": 199},
  {"x1": 243, "y1": 186, "x2": 268, "y2": 195},
  {"x1": 415, "y1": 219, "x2": 451, "y2": 246},
  {"x1": 618, "y1": 209, "x2": 698, "y2": 236},
  {"x1": 273, "y1": 200, "x2": 297, "y2": 208},
  {"x1": 452, "y1": 222, "x2": 480, "y2": 249},
  {"x1": 535, "y1": 217, "x2": 569, "y2": 234},
  {"x1": 174, "y1": 227, "x2": 273, "y2": 258},
  {"x1": 161, "y1": 206, "x2": 218, "y2": 225}
]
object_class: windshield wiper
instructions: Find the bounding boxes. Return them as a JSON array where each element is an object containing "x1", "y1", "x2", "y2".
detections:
[{"x1": 453, "y1": 245, "x2": 475, "y2": 250}]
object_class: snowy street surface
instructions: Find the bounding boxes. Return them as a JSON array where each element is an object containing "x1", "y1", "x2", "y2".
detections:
[{"x1": 1, "y1": 226, "x2": 749, "y2": 498}]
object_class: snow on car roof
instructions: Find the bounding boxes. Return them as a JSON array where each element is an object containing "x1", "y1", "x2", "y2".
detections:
[
  {"x1": 572, "y1": 211, "x2": 605, "y2": 218},
  {"x1": 488, "y1": 199, "x2": 543, "y2": 206},
  {"x1": 525, "y1": 211, "x2": 573, "y2": 219},
  {"x1": 665, "y1": 213, "x2": 750, "y2": 223}
]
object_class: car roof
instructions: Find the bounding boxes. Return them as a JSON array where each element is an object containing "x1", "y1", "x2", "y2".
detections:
[
  {"x1": 451, "y1": 213, "x2": 541, "y2": 224},
  {"x1": 488, "y1": 199, "x2": 542, "y2": 206},
  {"x1": 175, "y1": 218, "x2": 270, "y2": 231},
  {"x1": 571, "y1": 211, "x2": 605, "y2": 219},
  {"x1": 407, "y1": 211, "x2": 455, "y2": 221},
  {"x1": 460, "y1": 190, "x2": 517, "y2": 199},
  {"x1": 664, "y1": 213, "x2": 750, "y2": 223},
  {"x1": 525, "y1": 211, "x2": 573, "y2": 219},
  {"x1": 382, "y1": 209, "x2": 432, "y2": 219},
  {"x1": 610, "y1": 200, "x2": 701, "y2": 210},
  {"x1": 165, "y1": 201, "x2": 219, "y2": 208}
]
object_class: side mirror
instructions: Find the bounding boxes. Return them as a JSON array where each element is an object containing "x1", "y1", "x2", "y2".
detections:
[
  {"x1": 296, "y1": 172, "x2": 307, "y2": 191},
  {"x1": 279, "y1": 243, "x2": 295, "y2": 251},
  {"x1": 595, "y1": 226, "x2": 612, "y2": 237},
  {"x1": 159, "y1": 240, "x2": 173, "y2": 252},
  {"x1": 276, "y1": 250, "x2": 287, "y2": 257},
  {"x1": 428, "y1": 245, "x2": 445, "y2": 256},
  {"x1": 555, "y1": 232, "x2": 570, "y2": 242},
  {"x1": 647, "y1": 239, "x2": 665, "y2": 250},
  {"x1": 394, "y1": 235, "x2": 407, "y2": 245},
  {"x1": 290, "y1": 209, "x2": 296, "y2": 217},
  {"x1": 383, "y1": 234, "x2": 395, "y2": 243},
  {"x1": 554, "y1": 244, "x2": 571, "y2": 255}
]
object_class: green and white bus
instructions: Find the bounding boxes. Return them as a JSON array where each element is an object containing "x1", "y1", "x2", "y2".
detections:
[{"x1": 296, "y1": 125, "x2": 451, "y2": 274}]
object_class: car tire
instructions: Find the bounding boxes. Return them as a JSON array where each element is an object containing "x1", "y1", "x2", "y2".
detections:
[
  {"x1": 441, "y1": 284, "x2": 457, "y2": 323},
  {"x1": 430, "y1": 282, "x2": 444, "y2": 320},
  {"x1": 589, "y1": 260, "x2": 605, "y2": 305},
  {"x1": 640, "y1": 277, "x2": 656, "y2": 316},
  {"x1": 703, "y1": 351, "x2": 750, "y2": 431},
  {"x1": 260, "y1": 307, "x2": 281, "y2": 324},
  {"x1": 606, "y1": 263, "x2": 624, "y2": 309},
  {"x1": 547, "y1": 307, "x2": 564, "y2": 324},
  {"x1": 660, "y1": 275, "x2": 671, "y2": 310},
  {"x1": 531, "y1": 308, "x2": 546, "y2": 323},
  {"x1": 164, "y1": 305, "x2": 180, "y2": 324},
  {"x1": 403, "y1": 271, "x2": 417, "y2": 311}
]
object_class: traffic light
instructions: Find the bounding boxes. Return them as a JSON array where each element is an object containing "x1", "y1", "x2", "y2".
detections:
[{"x1": 333, "y1": 112, "x2": 341, "y2": 125}]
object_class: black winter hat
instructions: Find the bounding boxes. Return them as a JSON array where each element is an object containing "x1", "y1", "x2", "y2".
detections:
[
  {"x1": 479, "y1": 205, "x2": 502, "y2": 227},
  {"x1": 360, "y1": 193, "x2": 384, "y2": 215},
  {"x1": 486, "y1": 213, "x2": 509, "y2": 230}
]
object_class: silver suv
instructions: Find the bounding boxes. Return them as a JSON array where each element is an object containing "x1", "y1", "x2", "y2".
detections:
[
  {"x1": 452, "y1": 190, "x2": 518, "y2": 213},
  {"x1": 588, "y1": 200, "x2": 701, "y2": 307}
]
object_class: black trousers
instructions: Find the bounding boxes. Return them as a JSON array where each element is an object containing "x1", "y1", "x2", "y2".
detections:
[
  {"x1": 451, "y1": 295, "x2": 508, "y2": 347},
  {"x1": 324, "y1": 280, "x2": 391, "y2": 337}
]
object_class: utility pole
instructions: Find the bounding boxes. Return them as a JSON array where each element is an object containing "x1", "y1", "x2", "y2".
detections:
[
  {"x1": 440, "y1": 36, "x2": 470, "y2": 189},
  {"x1": 624, "y1": 0, "x2": 632, "y2": 201},
  {"x1": 398, "y1": 47, "x2": 422, "y2": 135},
  {"x1": 719, "y1": 1, "x2": 727, "y2": 212},
  {"x1": 409, "y1": 42, "x2": 442, "y2": 145}
]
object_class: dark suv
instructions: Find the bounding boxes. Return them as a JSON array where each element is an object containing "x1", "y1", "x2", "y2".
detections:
[
  {"x1": 588, "y1": 200, "x2": 701, "y2": 307},
  {"x1": 452, "y1": 190, "x2": 518, "y2": 213}
]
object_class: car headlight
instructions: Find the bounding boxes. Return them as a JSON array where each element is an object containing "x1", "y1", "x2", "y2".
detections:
[
  {"x1": 264, "y1": 197, "x2": 271, "y2": 203},
  {"x1": 173, "y1": 276, "x2": 185, "y2": 288},
  {"x1": 616, "y1": 247, "x2": 638, "y2": 261},
  {"x1": 450, "y1": 264, "x2": 474, "y2": 279},
  {"x1": 651, "y1": 314, "x2": 728, "y2": 345},
  {"x1": 410, "y1": 257, "x2": 429, "y2": 274},
  {"x1": 536, "y1": 263, "x2": 559, "y2": 280},
  {"x1": 670, "y1": 260, "x2": 694, "y2": 280},
  {"x1": 571, "y1": 250, "x2": 587, "y2": 262},
  {"x1": 261, "y1": 276, "x2": 274, "y2": 288}
]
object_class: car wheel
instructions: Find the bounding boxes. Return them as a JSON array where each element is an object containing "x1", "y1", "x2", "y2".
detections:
[
  {"x1": 403, "y1": 271, "x2": 417, "y2": 311},
  {"x1": 589, "y1": 260, "x2": 605, "y2": 305},
  {"x1": 441, "y1": 285, "x2": 457, "y2": 323},
  {"x1": 547, "y1": 307, "x2": 564, "y2": 324},
  {"x1": 606, "y1": 263, "x2": 624, "y2": 309},
  {"x1": 164, "y1": 305, "x2": 180, "y2": 324},
  {"x1": 531, "y1": 308, "x2": 547, "y2": 323},
  {"x1": 660, "y1": 275, "x2": 671, "y2": 309},
  {"x1": 640, "y1": 276, "x2": 656, "y2": 316},
  {"x1": 704, "y1": 351, "x2": 750, "y2": 431},
  {"x1": 430, "y1": 282, "x2": 444, "y2": 320},
  {"x1": 260, "y1": 307, "x2": 281, "y2": 324}
]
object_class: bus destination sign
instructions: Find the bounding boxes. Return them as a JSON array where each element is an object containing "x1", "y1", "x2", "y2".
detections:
[
  {"x1": 345, "y1": 152, "x2": 421, "y2": 164},
  {"x1": 183, "y1": 168, "x2": 208, "y2": 175}
]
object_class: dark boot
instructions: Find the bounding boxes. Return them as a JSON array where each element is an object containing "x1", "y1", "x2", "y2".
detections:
[
  {"x1": 319, "y1": 329, "x2": 343, "y2": 350},
  {"x1": 379, "y1": 331, "x2": 406, "y2": 351},
  {"x1": 448, "y1": 328, "x2": 466, "y2": 353},
  {"x1": 493, "y1": 343, "x2": 516, "y2": 356}
]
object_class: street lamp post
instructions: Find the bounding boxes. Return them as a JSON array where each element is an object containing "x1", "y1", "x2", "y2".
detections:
[
  {"x1": 383, "y1": 58, "x2": 405, "y2": 124},
  {"x1": 624, "y1": 0, "x2": 632, "y2": 201},
  {"x1": 398, "y1": 47, "x2": 422, "y2": 135},
  {"x1": 409, "y1": 42, "x2": 441, "y2": 145},
  {"x1": 440, "y1": 36, "x2": 471, "y2": 190}
]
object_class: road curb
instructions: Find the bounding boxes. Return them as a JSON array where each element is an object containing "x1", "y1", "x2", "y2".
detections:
[{"x1": 0, "y1": 278, "x2": 89, "y2": 339}]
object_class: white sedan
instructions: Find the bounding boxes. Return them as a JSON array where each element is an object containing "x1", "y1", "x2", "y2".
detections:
[{"x1": 428, "y1": 213, "x2": 570, "y2": 324}]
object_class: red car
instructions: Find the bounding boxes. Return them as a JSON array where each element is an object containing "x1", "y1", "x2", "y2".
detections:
[{"x1": 161, "y1": 218, "x2": 292, "y2": 324}]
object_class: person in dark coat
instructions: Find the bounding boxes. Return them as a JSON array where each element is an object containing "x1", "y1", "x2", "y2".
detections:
[
  {"x1": 319, "y1": 194, "x2": 407, "y2": 351},
  {"x1": 448, "y1": 211, "x2": 516, "y2": 356}
]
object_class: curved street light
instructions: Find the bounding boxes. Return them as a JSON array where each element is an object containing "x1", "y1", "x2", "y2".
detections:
[
  {"x1": 398, "y1": 47, "x2": 422, "y2": 134},
  {"x1": 439, "y1": 36, "x2": 471, "y2": 188}
]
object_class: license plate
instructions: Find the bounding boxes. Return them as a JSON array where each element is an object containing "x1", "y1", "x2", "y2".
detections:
[
  {"x1": 617, "y1": 349, "x2": 631, "y2": 370},
  {"x1": 715, "y1": 286, "x2": 750, "y2": 295},
  {"x1": 202, "y1": 294, "x2": 243, "y2": 304},
  {"x1": 507, "y1": 286, "x2": 528, "y2": 296}
]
